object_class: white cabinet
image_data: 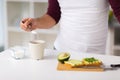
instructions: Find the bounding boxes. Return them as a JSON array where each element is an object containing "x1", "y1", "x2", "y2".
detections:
[{"x1": 6, "y1": 0, "x2": 59, "y2": 49}]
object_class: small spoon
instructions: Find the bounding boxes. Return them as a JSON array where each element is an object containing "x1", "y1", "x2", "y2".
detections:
[
  {"x1": 22, "y1": 21, "x2": 39, "y2": 40},
  {"x1": 31, "y1": 30, "x2": 39, "y2": 40}
]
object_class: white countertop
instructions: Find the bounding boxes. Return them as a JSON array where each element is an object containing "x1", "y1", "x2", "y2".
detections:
[{"x1": 0, "y1": 49, "x2": 120, "y2": 80}]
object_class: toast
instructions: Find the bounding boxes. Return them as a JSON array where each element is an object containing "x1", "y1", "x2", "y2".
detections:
[
  {"x1": 64, "y1": 59, "x2": 84, "y2": 68},
  {"x1": 64, "y1": 57, "x2": 102, "y2": 67},
  {"x1": 82, "y1": 57, "x2": 102, "y2": 66}
]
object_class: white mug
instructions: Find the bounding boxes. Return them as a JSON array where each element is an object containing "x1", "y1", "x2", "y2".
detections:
[{"x1": 29, "y1": 40, "x2": 46, "y2": 60}]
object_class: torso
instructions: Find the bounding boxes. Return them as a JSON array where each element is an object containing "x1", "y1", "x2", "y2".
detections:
[{"x1": 54, "y1": 0, "x2": 109, "y2": 54}]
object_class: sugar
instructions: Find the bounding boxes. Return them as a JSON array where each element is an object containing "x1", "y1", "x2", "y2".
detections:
[
  {"x1": 14, "y1": 51, "x2": 24, "y2": 59},
  {"x1": 11, "y1": 49, "x2": 25, "y2": 59}
]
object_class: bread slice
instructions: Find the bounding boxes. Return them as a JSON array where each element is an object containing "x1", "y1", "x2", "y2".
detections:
[
  {"x1": 64, "y1": 59, "x2": 84, "y2": 68},
  {"x1": 64, "y1": 57, "x2": 102, "y2": 68},
  {"x1": 82, "y1": 57, "x2": 102, "y2": 66}
]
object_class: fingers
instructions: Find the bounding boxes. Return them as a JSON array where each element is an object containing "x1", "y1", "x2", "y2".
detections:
[
  {"x1": 20, "y1": 21, "x2": 26, "y2": 30},
  {"x1": 20, "y1": 18, "x2": 33, "y2": 32},
  {"x1": 24, "y1": 18, "x2": 32, "y2": 26},
  {"x1": 22, "y1": 18, "x2": 29, "y2": 23}
]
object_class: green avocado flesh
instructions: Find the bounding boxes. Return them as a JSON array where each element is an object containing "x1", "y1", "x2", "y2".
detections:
[
  {"x1": 64, "y1": 59, "x2": 83, "y2": 67},
  {"x1": 84, "y1": 57, "x2": 98, "y2": 62},
  {"x1": 58, "y1": 52, "x2": 70, "y2": 63}
]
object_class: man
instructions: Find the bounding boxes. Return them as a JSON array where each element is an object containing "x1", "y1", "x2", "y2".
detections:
[{"x1": 20, "y1": 0, "x2": 120, "y2": 54}]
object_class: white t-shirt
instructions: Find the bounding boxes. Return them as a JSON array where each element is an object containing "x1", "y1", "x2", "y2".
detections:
[{"x1": 54, "y1": 0, "x2": 109, "y2": 54}]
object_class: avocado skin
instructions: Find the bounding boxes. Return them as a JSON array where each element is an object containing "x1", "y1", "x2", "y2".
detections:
[
  {"x1": 58, "y1": 56, "x2": 70, "y2": 64},
  {"x1": 58, "y1": 52, "x2": 70, "y2": 64}
]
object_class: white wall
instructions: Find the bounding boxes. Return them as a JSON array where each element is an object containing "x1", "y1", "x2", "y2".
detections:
[{"x1": 0, "y1": 0, "x2": 7, "y2": 51}]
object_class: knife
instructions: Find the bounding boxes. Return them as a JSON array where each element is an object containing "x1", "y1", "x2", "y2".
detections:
[
  {"x1": 102, "y1": 64, "x2": 120, "y2": 71},
  {"x1": 110, "y1": 64, "x2": 120, "y2": 68},
  {"x1": 75, "y1": 64, "x2": 120, "y2": 71}
]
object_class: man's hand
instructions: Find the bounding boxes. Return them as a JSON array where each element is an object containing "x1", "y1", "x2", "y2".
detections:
[
  {"x1": 20, "y1": 14, "x2": 56, "y2": 32},
  {"x1": 20, "y1": 18, "x2": 37, "y2": 32}
]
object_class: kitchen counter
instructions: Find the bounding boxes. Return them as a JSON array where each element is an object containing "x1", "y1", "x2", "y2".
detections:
[{"x1": 0, "y1": 48, "x2": 120, "y2": 80}]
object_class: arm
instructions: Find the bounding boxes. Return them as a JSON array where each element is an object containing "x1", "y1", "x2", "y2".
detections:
[
  {"x1": 36, "y1": 0, "x2": 61, "y2": 28},
  {"x1": 20, "y1": 0, "x2": 61, "y2": 31},
  {"x1": 109, "y1": 0, "x2": 120, "y2": 23},
  {"x1": 47, "y1": 0, "x2": 61, "y2": 23}
]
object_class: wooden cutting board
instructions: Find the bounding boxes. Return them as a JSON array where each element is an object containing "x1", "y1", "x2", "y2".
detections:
[{"x1": 57, "y1": 63, "x2": 104, "y2": 72}]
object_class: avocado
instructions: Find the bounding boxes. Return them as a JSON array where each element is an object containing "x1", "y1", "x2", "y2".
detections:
[
  {"x1": 58, "y1": 52, "x2": 70, "y2": 64},
  {"x1": 64, "y1": 59, "x2": 83, "y2": 67}
]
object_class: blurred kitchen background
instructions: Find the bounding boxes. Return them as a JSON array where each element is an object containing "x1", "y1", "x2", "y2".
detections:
[{"x1": 0, "y1": 0, "x2": 120, "y2": 56}]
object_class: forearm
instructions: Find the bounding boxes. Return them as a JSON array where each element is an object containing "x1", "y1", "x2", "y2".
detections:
[
  {"x1": 21, "y1": 0, "x2": 61, "y2": 31},
  {"x1": 36, "y1": 14, "x2": 56, "y2": 29}
]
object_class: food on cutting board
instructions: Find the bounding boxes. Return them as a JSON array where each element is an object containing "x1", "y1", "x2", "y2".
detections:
[
  {"x1": 82, "y1": 57, "x2": 102, "y2": 66},
  {"x1": 64, "y1": 57, "x2": 102, "y2": 67},
  {"x1": 64, "y1": 59, "x2": 84, "y2": 67},
  {"x1": 57, "y1": 52, "x2": 103, "y2": 68},
  {"x1": 58, "y1": 52, "x2": 70, "y2": 63}
]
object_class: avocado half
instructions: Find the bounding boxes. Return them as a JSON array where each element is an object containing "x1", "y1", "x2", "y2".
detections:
[{"x1": 58, "y1": 52, "x2": 70, "y2": 64}]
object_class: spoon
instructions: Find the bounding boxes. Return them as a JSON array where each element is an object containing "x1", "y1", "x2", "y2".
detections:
[
  {"x1": 31, "y1": 30, "x2": 39, "y2": 40},
  {"x1": 22, "y1": 21, "x2": 39, "y2": 40}
]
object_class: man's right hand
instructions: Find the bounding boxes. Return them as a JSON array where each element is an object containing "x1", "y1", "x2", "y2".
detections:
[
  {"x1": 20, "y1": 14, "x2": 56, "y2": 32},
  {"x1": 20, "y1": 18, "x2": 37, "y2": 32}
]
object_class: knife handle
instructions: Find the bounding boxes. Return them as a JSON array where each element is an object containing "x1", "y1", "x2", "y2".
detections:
[{"x1": 111, "y1": 64, "x2": 120, "y2": 67}]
